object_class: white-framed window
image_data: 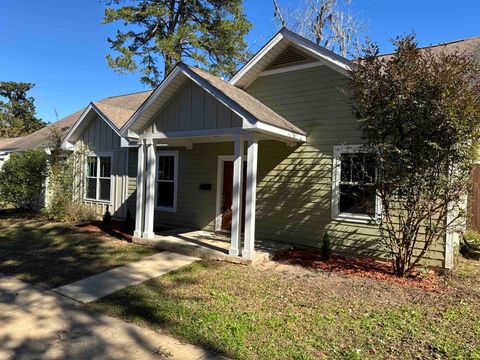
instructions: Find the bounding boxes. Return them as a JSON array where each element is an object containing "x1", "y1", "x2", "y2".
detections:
[
  {"x1": 155, "y1": 151, "x2": 178, "y2": 212},
  {"x1": 331, "y1": 145, "x2": 380, "y2": 223},
  {"x1": 85, "y1": 154, "x2": 112, "y2": 202}
]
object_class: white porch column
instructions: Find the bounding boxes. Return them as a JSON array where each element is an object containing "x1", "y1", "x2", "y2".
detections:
[
  {"x1": 134, "y1": 141, "x2": 146, "y2": 238},
  {"x1": 230, "y1": 134, "x2": 244, "y2": 256},
  {"x1": 143, "y1": 139, "x2": 156, "y2": 239},
  {"x1": 243, "y1": 135, "x2": 258, "y2": 260}
]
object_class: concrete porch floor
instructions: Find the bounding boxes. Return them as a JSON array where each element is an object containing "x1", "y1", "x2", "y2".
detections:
[{"x1": 133, "y1": 228, "x2": 291, "y2": 265}]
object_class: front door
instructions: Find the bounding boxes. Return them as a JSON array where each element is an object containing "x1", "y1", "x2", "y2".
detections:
[{"x1": 221, "y1": 161, "x2": 247, "y2": 232}]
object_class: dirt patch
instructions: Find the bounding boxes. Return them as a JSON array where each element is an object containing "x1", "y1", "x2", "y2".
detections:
[
  {"x1": 272, "y1": 249, "x2": 446, "y2": 292},
  {"x1": 76, "y1": 221, "x2": 133, "y2": 242}
]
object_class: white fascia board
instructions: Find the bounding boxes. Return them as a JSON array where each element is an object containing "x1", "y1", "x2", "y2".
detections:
[
  {"x1": 229, "y1": 31, "x2": 285, "y2": 86},
  {"x1": 120, "y1": 66, "x2": 183, "y2": 137},
  {"x1": 61, "y1": 102, "x2": 123, "y2": 150},
  {"x1": 91, "y1": 103, "x2": 123, "y2": 137},
  {"x1": 258, "y1": 61, "x2": 324, "y2": 78},
  {"x1": 120, "y1": 137, "x2": 137, "y2": 148},
  {"x1": 246, "y1": 121, "x2": 306, "y2": 142},
  {"x1": 282, "y1": 30, "x2": 351, "y2": 76},
  {"x1": 140, "y1": 126, "x2": 243, "y2": 140},
  {"x1": 229, "y1": 29, "x2": 352, "y2": 88},
  {"x1": 61, "y1": 103, "x2": 94, "y2": 150}
]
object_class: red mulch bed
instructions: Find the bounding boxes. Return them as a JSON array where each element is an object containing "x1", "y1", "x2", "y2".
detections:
[
  {"x1": 77, "y1": 221, "x2": 133, "y2": 242},
  {"x1": 273, "y1": 249, "x2": 446, "y2": 292}
]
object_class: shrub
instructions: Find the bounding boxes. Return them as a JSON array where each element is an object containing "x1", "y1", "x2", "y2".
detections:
[
  {"x1": 351, "y1": 34, "x2": 480, "y2": 276},
  {"x1": 44, "y1": 148, "x2": 97, "y2": 223},
  {"x1": 0, "y1": 149, "x2": 48, "y2": 210},
  {"x1": 321, "y1": 232, "x2": 331, "y2": 261},
  {"x1": 463, "y1": 230, "x2": 480, "y2": 251}
]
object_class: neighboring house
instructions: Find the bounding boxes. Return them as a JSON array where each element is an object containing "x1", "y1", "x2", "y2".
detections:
[
  {"x1": 5, "y1": 29, "x2": 478, "y2": 269},
  {"x1": 0, "y1": 137, "x2": 23, "y2": 170}
]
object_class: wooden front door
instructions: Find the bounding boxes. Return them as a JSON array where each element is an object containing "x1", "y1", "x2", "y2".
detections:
[{"x1": 221, "y1": 161, "x2": 247, "y2": 232}]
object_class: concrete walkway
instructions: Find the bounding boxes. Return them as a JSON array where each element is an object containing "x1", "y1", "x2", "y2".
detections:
[
  {"x1": 0, "y1": 273, "x2": 226, "y2": 360},
  {"x1": 53, "y1": 252, "x2": 199, "y2": 303}
]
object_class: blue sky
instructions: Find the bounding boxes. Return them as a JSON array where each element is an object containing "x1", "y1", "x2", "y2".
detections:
[{"x1": 1, "y1": 0, "x2": 479, "y2": 123}]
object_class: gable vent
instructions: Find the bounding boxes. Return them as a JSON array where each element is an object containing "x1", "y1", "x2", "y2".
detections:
[{"x1": 267, "y1": 47, "x2": 314, "y2": 69}]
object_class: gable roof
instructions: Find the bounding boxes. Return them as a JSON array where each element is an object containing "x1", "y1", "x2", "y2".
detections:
[
  {"x1": 122, "y1": 62, "x2": 305, "y2": 137},
  {"x1": 230, "y1": 28, "x2": 351, "y2": 89},
  {"x1": 1, "y1": 90, "x2": 151, "y2": 152},
  {"x1": 186, "y1": 65, "x2": 305, "y2": 134}
]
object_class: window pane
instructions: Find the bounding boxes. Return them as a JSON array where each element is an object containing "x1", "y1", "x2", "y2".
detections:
[
  {"x1": 86, "y1": 178, "x2": 97, "y2": 199},
  {"x1": 158, "y1": 156, "x2": 174, "y2": 181},
  {"x1": 339, "y1": 184, "x2": 376, "y2": 215},
  {"x1": 99, "y1": 178, "x2": 111, "y2": 201},
  {"x1": 87, "y1": 157, "x2": 97, "y2": 177},
  {"x1": 99, "y1": 157, "x2": 111, "y2": 178},
  {"x1": 340, "y1": 154, "x2": 351, "y2": 182},
  {"x1": 157, "y1": 182, "x2": 174, "y2": 208}
]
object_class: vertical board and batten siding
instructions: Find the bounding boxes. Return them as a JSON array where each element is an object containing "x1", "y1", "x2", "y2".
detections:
[
  {"x1": 76, "y1": 114, "x2": 128, "y2": 218},
  {"x1": 143, "y1": 81, "x2": 242, "y2": 134},
  {"x1": 246, "y1": 65, "x2": 446, "y2": 267},
  {"x1": 127, "y1": 143, "x2": 234, "y2": 230}
]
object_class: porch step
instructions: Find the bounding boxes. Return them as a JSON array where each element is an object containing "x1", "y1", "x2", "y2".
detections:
[{"x1": 132, "y1": 234, "x2": 270, "y2": 266}]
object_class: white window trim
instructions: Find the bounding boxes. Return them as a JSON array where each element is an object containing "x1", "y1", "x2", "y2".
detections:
[
  {"x1": 331, "y1": 144, "x2": 381, "y2": 224},
  {"x1": 155, "y1": 150, "x2": 179, "y2": 213},
  {"x1": 84, "y1": 152, "x2": 113, "y2": 204}
]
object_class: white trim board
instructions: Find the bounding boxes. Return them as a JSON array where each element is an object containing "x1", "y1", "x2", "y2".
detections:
[
  {"x1": 154, "y1": 150, "x2": 179, "y2": 213},
  {"x1": 83, "y1": 152, "x2": 114, "y2": 205},
  {"x1": 331, "y1": 144, "x2": 381, "y2": 224},
  {"x1": 258, "y1": 61, "x2": 324, "y2": 78},
  {"x1": 215, "y1": 155, "x2": 246, "y2": 232},
  {"x1": 62, "y1": 102, "x2": 123, "y2": 150},
  {"x1": 230, "y1": 28, "x2": 351, "y2": 89}
]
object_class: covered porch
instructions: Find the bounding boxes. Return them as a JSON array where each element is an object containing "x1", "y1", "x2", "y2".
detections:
[
  {"x1": 132, "y1": 131, "x2": 301, "y2": 262},
  {"x1": 123, "y1": 62, "x2": 306, "y2": 261}
]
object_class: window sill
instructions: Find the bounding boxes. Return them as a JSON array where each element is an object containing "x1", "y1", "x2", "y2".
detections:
[
  {"x1": 332, "y1": 213, "x2": 377, "y2": 224},
  {"x1": 84, "y1": 198, "x2": 112, "y2": 205},
  {"x1": 154, "y1": 206, "x2": 177, "y2": 213}
]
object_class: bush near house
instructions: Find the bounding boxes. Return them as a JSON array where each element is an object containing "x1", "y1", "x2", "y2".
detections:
[
  {"x1": 351, "y1": 34, "x2": 480, "y2": 276},
  {"x1": 0, "y1": 149, "x2": 48, "y2": 210}
]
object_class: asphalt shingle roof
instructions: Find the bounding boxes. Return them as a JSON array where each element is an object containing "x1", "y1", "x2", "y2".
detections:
[
  {"x1": 185, "y1": 64, "x2": 305, "y2": 135},
  {"x1": 0, "y1": 91, "x2": 152, "y2": 151}
]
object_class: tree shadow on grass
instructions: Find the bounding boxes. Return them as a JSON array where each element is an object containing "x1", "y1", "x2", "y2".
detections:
[{"x1": 0, "y1": 217, "x2": 155, "y2": 289}]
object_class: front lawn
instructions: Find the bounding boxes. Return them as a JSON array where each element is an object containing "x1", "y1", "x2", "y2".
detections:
[
  {"x1": 0, "y1": 211, "x2": 156, "y2": 288},
  {"x1": 88, "y1": 258, "x2": 480, "y2": 360}
]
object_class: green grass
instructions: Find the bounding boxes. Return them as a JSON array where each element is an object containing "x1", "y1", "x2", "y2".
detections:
[
  {"x1": 0, "y1": 211, "x2": 156, "y2": 288},
  {"x1": 88, "y1": 259, "x2": 480, "y2": 359}
]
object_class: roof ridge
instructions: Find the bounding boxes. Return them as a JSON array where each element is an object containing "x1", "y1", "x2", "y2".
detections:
[
  {"x1": 99, "y1": 89, "x2": 152, "y2": 102},
  {"x1": 93, "y1": 101, "x2": 135, "y2": 112},
  {"x1": 378, "y1": 35, "x2": 480, "y2": 57}
]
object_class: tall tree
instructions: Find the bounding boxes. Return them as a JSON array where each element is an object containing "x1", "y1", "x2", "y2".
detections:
[
  {"x1": 350, "y1": 35, "x2": 480, "y2": 276},
  {"x1": 0, "y1": 82, "x2": 45, "y2": 138},
  {"x1": 103, "y1": 0, "x2": 252, "y2": 87},
  {"x1": 273, "y1": 0, "x2": 365, "y2": 58}
]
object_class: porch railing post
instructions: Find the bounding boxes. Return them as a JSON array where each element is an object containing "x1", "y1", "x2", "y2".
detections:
[
  {"x1": 134, "y1": 140, "x2": 145, "y2": 238},
  {"x1": 230, "y1": 133, "x2": 244, "y2": 256},
  {"x1": 143, "y1": 139, "x2": 156, "y2": 239},
  {"x1": 243, "y1": 134, "x2": 258, "y2": 260}
]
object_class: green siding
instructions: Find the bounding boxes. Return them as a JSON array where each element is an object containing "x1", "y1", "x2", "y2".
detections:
[
  {"x1": 247, "y1": 66, "x2": 446, "y2": 267},
  {"x1": 126, "y1": 65, "x2": 446, "y2": 267},
  {"x1": 128, "y1": 143, "x2": 233, "y2": 230},
  {"x1": 76, "y1": 115, "x2": 128, "y2": 219},
  {"x1": 143, "y1": 81, "x2": 242, "y2": 134}
]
